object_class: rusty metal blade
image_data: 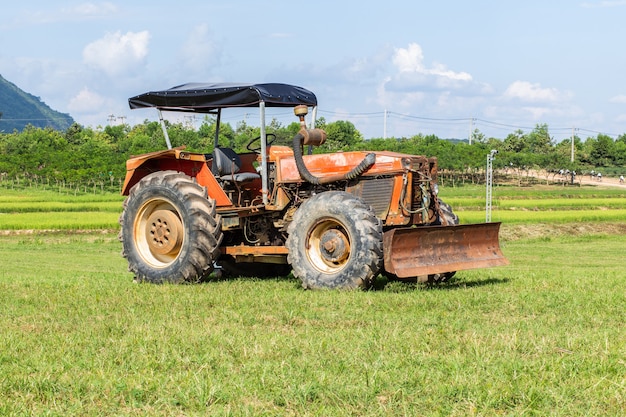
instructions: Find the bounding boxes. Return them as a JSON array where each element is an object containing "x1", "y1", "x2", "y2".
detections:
[{"x1": 383, "y1": 223, "x2": 509, "y2": 278}]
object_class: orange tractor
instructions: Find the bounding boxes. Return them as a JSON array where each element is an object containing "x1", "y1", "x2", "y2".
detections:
[{"x1": 119, "y1": 83, "x2": 507, "y2": 289}]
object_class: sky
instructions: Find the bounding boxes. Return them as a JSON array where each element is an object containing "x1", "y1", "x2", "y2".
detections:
[{"x1": 1, "y1": 0, "x2": 626, "y2": 142}]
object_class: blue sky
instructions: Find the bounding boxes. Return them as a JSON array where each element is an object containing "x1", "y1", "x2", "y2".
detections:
[{"x1": 1, "y1": 1, "x2": 625, "y2": 141}]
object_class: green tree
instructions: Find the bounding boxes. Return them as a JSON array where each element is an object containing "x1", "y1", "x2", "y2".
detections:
[
  {"x1": 319, "y1": 120, "x2": 363, "y2": 152},
  {"x1": 471, "y1": 128, "x2": 487, "y2": 144},
  {"x1": 502, "y1": 129, "x2": 526, "y2": 153},
  {"x1": 233, "y1": 120, "x2": 260, "y2": 151},
  {"x1": 526, "y1": 124, "x2": 554, "y2": 154},
  {"x1": 588, "y1": 133, "x2": 616, "y2": 167},
  {"x1": 614, "y1": 134, "x2": 626, "y2": 165}
]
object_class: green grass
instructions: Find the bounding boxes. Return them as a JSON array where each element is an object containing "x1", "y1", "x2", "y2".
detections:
[
  {"x1": 0, "y1": 187, "x2": 125, "y2": 203},
  {"x1": 441, "y1": 184, "x2": 626, "y2": 200},
  {"x1": 0, "y1": 232, "x2": 624, "y2": 416},
  {"x1": 0, "y1": 211, "x2": 120, "y2": 230},
  {"x1": 0, "y1": 189, "x2": 124, "y2": 230},
  {"x1": 437, "y1": 184, "x2": 626, "y2": 225},
  {"x1": 1, "y1": 183, "x2": 625, "y2": 230},
  {"x1": 458, "y1": 208, "x2": 626, "y2": 225},
  {"x1": 449, "y1": 197, "x2": 626, "y2": 211},
  {"x1": 0, "y1": 201, "x2": 122, "y2": 213},
  {"x1": 1, "y1": 184, "x2": 626, "y2": 415}
]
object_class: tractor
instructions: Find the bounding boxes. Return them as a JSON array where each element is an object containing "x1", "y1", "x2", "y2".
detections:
[{"x1": 119, "y1": 82, "x2": 507, "y2": 289}]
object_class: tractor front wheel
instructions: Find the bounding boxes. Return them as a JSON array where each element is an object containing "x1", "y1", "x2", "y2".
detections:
[
  {"x1": 428, "y1": 198, "x2": 459, "y2": 283},
  {"x1": 119, "y1": 171, "x2": 223, "y2": 283},
  {"x1": 286, "y1": 191, "x2": 383, "y2": 290}
]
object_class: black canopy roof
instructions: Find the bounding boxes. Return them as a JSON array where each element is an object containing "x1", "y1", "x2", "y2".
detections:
[{"x1": 128, "y1": 82, "x2": 317, "y2": 112}]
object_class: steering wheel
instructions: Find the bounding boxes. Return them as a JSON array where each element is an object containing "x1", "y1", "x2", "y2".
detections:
[{"x1": 246, "y1": 133, "x2": 276, "y2": 152}]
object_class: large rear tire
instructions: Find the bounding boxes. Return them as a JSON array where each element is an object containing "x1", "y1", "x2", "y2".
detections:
[
  {"x1": 286, "y1": 191, "x2": 383, "y2": 290},
  {"x1": 119, "y1": 171, "x2": 223, "y2": 283}
]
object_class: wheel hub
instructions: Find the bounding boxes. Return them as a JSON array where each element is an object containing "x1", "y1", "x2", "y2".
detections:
[
  {"x1": 319, "y1": 229, "x2": 350, "y2": 263},
  {"x1": 145, "y1": 209, "x2": 183, "y2": 256}
]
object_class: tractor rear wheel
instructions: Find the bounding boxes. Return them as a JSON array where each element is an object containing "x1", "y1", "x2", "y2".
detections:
[
  {"x1": 119, "y1": 171, "x2": 223, "y2": 283},
  {"x1": 286, "y1": 191, "x2": 383, "y2": 290}
]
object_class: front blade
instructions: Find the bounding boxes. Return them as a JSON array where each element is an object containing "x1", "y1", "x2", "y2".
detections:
[{"x1": 383, "y1": 223, "x2": 508, "y2": 278}]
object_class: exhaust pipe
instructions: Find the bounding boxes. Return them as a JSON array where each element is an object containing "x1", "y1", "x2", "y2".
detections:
[{"x1": 291, "y1": 105, "x2": 376, "y2": 185}]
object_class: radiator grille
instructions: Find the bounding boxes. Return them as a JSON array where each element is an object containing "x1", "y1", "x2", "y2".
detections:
[{"x1": 346, "y1": 177, "x2": 393, "y2": 218}]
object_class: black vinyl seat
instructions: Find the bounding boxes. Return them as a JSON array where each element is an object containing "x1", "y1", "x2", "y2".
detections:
[{"x1": 212, "y1": 147, "x2": 260, "y2": 183}]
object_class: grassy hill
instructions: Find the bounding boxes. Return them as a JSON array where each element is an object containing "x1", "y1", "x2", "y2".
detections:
[{"x1": 0, "y1": 74, "x2": 74, "y2": 132}]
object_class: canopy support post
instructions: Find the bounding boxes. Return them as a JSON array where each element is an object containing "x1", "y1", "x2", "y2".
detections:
[
  {"x1": 259, "y1": 101, "x2": 269, "y2": 205},
  {"x1": 214, "y1": 109, "x2": 221, "y2": 149},
  {"x1": 157, "y1": 109, "x2": 172, "y2": 149}
]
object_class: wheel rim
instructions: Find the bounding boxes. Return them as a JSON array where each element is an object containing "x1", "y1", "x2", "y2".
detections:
[
  {"x1": 305, "y1": 218, "x2": 351, "y2": 273},
  {"x1": 133, "y1": 198, "x2": 184, "y2": 268}
]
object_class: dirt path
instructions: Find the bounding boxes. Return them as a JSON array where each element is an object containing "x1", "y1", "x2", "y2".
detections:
[{"x1": 528, "y1": 170, "x2": 626, "y2": 189}]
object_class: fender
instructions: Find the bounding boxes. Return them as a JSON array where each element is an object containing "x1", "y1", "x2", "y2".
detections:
[{"x1": 121, "y1": 147, "x2": 232, "y2": 207}]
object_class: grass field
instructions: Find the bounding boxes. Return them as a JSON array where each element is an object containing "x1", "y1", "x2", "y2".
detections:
[
  {"x1": 0, "y1": 184, "x2": 625, "y2": 416},
  {"x1": 0, "y1": 189, "x2": 123, "y2": 230},
  {"x1": 1, "y1": 184, "x2": 626, "y2": 230}
]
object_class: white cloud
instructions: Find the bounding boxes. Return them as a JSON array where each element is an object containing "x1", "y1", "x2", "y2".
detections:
[
  {"x1": 372, "y1": 42, "x2": 487, "y2": 117},
  {"x1": 609, "y1": 94, "x2": 626, "y2": 104},
  {"x1": 392, "y1": 43, "x2": 472, "y2": 82},
  {"x1": 83, "y1": 30, "x2": 150, "y2": 76},
  {"x1": 392, "y1": 43, "x2": 426, "y2": 73},
  {"x1": 269, "y1": 32, "x2": 293, "y2": 38},
  {"x1": 383, "y1": 43, "x2": 476, "y2": 98},
  {"x1": 8, "y1": 2, "x2": 119, "y2": 27},
  {"x1": 179, "y1": 24, "x2": 221, "y2": 75},
  {"x1": 503, "y1": 81, "x2": 571, "y2": 103},
  {"x1": 581, "y1": 0, "x2": 626, "y2": 8},
  {"x1": 520, "y1": 106, "x2": 554, "y2": 120},
  {"x1": 62, "y1": 2, "x2": 118, "y2": 18},
  {"x1": 67, "y1": 87, "x2": 106, "y2": 114}
]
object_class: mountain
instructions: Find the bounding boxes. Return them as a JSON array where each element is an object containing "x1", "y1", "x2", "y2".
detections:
[{"x1": 0, "y1": 74, "x2": 74, "y2": 132}]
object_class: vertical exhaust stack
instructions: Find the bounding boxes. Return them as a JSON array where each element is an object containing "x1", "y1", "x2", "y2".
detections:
[
  {"x1": 291, "y1": 105, "x2": 376, "y2": 185},
  {"x1": 294, "y1": 105, "x2": 308, "y2": 129},
  {"x1": 294, "y1": 105, "x2": 326, "y2": 147}
]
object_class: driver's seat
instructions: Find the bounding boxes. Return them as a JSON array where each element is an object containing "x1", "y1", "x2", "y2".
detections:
[{"x1": 212, "y1": 147, "x2": 260, "y2": 184}]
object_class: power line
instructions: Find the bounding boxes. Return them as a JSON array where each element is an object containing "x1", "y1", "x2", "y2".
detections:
[
  {"x1": 3, "y1": 109, "x2": 622, "y2": 139},
  {"x1": 318, "y1": 110, "x2": 385, "y2": 118},
  {"x1": 577, "y1": 127, "x2": 621, "y2": 137},
  {"x1": 388, "y1": 111, "x2": 470, "y2": 123},
  {"x1": 317, "y1": 109, "x2": 624, "y2": 139}
]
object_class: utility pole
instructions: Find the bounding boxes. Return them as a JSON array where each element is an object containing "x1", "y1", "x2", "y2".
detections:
[
  {"x1": 383, "y1": 109, "x2": 387, "y2": 139},
  {"x1": 469, "y1": 117, "x2": 474, "y2": 145},
  {"x1": 571, "y1": 127, "x2": 576, "y2": 163},
  {"x1": 486, "y1": 149, "x2": 498, "y2": 222}
]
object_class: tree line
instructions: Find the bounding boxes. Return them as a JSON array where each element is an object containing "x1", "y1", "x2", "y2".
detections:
[{"x1": 1, "y1": 117, "x2": 625, "y2": 190}]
